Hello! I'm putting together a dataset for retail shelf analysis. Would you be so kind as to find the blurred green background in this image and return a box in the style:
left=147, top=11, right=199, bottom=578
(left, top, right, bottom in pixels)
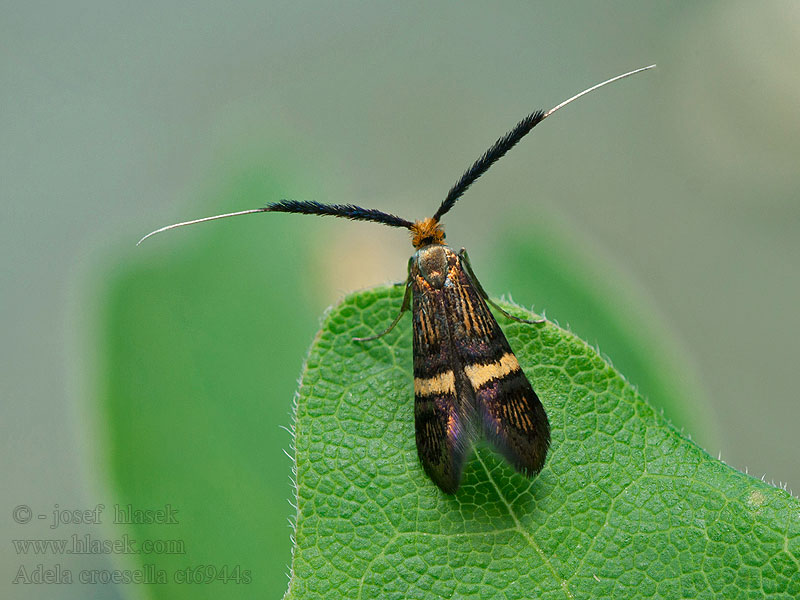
left=2, top=2, right=798, bottom=599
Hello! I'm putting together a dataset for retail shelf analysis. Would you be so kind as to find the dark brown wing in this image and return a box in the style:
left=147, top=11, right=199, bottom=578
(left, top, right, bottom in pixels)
left=441, top=249, right=550, bottom=477
left=411, top=264, right=475, bottom=494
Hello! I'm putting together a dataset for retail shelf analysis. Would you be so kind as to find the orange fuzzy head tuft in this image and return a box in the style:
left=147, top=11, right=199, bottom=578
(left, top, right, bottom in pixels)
left=410, top=218, right=445, bottom=249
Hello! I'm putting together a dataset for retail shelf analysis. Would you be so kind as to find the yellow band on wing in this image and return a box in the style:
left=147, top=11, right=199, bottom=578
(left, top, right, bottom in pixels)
left=414, top=370, right=456, bottom=397
left=463, top=352, right=521, bottom=389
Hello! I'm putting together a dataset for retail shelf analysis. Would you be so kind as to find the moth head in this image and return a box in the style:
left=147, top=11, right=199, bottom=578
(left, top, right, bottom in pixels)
left=410, top=217, right=445, bottom=249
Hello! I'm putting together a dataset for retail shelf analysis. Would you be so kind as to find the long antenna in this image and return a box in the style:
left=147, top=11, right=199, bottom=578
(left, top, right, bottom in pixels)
left=137, top=209, right=265, bottom=245
left=137, top=200, right=414, bottom=245
left=432, top=64, right=655, bottom=222
left=139, top=65, right=655, bottom=245
left=543, top=64, right=655, bottom=119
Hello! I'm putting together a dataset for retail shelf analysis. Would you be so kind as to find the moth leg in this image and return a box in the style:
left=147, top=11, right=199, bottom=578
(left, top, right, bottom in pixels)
left=353, top=277, right=413, bottom=342
left=458, top=248, right=545, bottom=325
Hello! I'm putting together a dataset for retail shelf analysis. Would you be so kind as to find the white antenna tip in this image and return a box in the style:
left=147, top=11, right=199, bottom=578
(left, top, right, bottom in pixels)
left=136, top=208, right=267, bottom=246
left=544, top=64, right=656, bottom=119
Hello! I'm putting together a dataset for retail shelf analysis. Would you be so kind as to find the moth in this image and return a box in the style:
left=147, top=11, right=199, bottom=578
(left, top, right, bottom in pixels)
left=140, top=65, right=654, bottom=493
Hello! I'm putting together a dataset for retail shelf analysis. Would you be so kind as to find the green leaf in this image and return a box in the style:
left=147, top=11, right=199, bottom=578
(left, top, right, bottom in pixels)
left=286, top=285, right=800, bottom=600
left=489, top=220, right=715, bottom=449
left=99, top=169, right=324, bottom=600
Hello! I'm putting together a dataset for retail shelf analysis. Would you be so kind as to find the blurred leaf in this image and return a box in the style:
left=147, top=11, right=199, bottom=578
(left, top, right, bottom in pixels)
left=285, top=285, right=799, bottom=599
left=99, top=170, right=323, bottom=599
left=487, top=220, right=715, bottom=448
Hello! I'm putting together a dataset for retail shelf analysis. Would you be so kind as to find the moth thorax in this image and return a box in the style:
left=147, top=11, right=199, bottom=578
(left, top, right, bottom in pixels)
left=415, top=244, right=449, bottom=287
left=410, top=217, right=445, bottom=249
